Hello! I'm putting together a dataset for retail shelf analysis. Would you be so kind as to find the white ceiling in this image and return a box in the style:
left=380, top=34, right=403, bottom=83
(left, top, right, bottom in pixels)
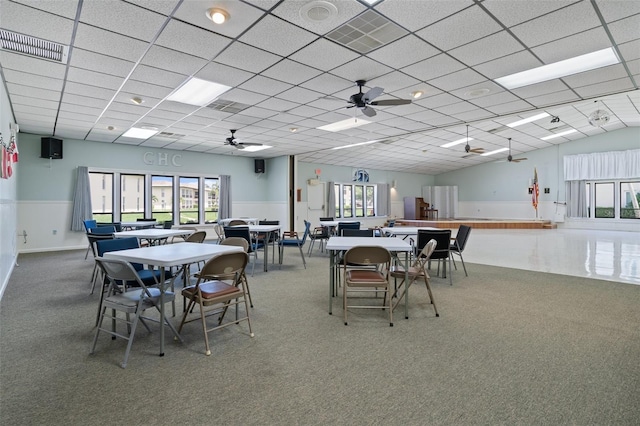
left=1, top=0, right=639, bottom=174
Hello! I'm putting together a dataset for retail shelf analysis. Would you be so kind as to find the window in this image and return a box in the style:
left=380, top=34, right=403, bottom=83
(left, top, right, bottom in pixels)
left=594, top=182, right=614, bottom=218
left=334, top=183, right=378, bottom=218
left=89, top=172, right=113, bottom=222
left=152, top=175, right=173, bottom=223
left=121, top=174, right=145, bottom=221
left=204, top=177, right=219, bottom=223
left=620, top=181, right=640, bottom=219
left=179, top=176, right=199, bottom=224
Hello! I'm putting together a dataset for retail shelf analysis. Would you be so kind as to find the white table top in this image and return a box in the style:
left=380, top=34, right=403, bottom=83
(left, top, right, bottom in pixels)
left=320, top=220, right=360, bottom=227
left=114, top=229, right=194, bottom=239
left=102, top=242, right=242, bottom=267
left=229, top=224, right=280, bottom=232
left=326, top=236, right=412, bottom=252
left=218, top=217, right=258, bottom=225
left=120, top=221, right=158, bottom=228
left=381, top=226, right=440, bottom=236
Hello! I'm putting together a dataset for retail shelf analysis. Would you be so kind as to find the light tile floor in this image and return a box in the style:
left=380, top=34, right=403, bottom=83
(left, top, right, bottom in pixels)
left=460, top=228, right=640, bottom=286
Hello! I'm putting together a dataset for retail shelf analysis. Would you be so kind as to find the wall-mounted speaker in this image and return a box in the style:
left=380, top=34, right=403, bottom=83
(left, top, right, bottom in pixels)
left=254, top=159, right=265, bottom=173
left=41, top=137, right=63, bottom=159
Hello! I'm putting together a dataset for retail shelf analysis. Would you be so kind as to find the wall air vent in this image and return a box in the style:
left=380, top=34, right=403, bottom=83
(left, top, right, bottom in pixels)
left=0, top=29, right=69, bottom=63
left=326, top=10, right=408, bottom=54
left=206, top=99, right=250, bottom=114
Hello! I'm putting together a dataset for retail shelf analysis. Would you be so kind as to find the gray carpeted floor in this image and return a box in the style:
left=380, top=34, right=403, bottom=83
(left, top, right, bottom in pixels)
left=1, top=248, right=639, bottom=425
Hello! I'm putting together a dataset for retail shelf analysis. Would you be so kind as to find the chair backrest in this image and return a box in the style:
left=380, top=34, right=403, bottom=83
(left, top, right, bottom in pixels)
left=319, top=217, right=334, bottom=221
left=198, top=251, right=249, bottom=282
left=213, top=224, right=225, bottom=241
left=453, top=225, right=472, bottom=252
left=344, top=246, right=391, bottom=267
left=137, top=217, right=156, bottom=222
left=417, top=229, right=451, bottom=260
left=337, top=221, right=360, bottom=235
left=83, top=220, right=97, bottom=231
left=220, top=237, right=249, bottom=253
left=163, top=220, right=173, bottom=229
left=89, top=225, right=116, bottom=235
left=259, top=220, right=279, bottom=225
left=96, top=237, right=140, bottom=257
left=342, top=228, right=374, bottom=237
left=228, top=219, right=248, bottom=226
left=388, top=219, right=395, bottom=227
left=223, top=226, right=254, bottom=252
left=417, top=239, right=437, bottom=261
left=97, top=222, right=122, bottom=232
left=300, top=220, right=311, bottom=244
left=87, top=233, right=115, bottom=258
left=185, top=231, right=206, bottom=243
left=95, top=257, right=152, bottom=295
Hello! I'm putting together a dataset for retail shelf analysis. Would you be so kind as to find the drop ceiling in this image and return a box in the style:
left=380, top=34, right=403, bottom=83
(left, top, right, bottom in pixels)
left=1, top=0, right=639, bottom=174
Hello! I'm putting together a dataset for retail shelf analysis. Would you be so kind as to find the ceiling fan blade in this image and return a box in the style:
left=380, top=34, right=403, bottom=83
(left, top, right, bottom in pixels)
left=235, top=144, right=245, bottom=150
left=469, top=148, right=484, bottom=153
left=513, top=157, right=528, bottom=162
left=361, top=106, right=377, bottom=117
left=363, top=86, right=384, bottom=102
left=370, top=99, right=412, bottom=106
left=238, top=142, right=263, bottom=147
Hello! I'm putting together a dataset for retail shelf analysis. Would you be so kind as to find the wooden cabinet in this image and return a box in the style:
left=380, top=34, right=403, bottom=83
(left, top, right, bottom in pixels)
left=404, top=197, right=437, bottom=220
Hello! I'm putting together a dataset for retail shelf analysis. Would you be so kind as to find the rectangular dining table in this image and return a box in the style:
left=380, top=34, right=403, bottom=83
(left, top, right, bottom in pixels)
left=230, top=224, right=280, bottom=272
left=114, top=228, right=194, bottom=245
left=381, top=226, right=439, bottom=239
left=119, top=221, right=158, bottom=230
left=102, top=242, right=244, bottom=356
left=325, top=236, right=413, bottom=319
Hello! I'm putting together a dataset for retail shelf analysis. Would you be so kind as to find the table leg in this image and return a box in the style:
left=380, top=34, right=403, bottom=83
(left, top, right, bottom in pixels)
left=329, top=249, right=335, bottom=315
left=403, top=251, right=409, bottom=319
left=263, top=231, right=270, bottom=272
left=159, top=268, right=165, bottom=356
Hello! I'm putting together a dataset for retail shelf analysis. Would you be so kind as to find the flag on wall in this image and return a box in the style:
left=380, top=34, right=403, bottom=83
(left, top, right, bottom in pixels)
left=532, top=167, right=539, bottom=210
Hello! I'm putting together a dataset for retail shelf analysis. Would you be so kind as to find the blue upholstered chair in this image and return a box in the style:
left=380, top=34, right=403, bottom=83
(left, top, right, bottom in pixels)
left=278, top=221, right=310, bottom=269
left=223, top=226, right=264, bottom=276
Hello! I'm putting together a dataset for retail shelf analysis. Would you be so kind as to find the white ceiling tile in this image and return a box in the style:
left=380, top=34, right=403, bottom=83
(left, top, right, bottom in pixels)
left=532, top=27, right=612, bottom=64
left=510, top=1, right=602, bottom=47
left=562, top=64, right=630, bottom=88
left=69, top=48, right=135, bottom=77
left=596, top=0, right=640, bottom=23
left=271, top=0, right=365, bottom=35
left=239, top=75, right=293, bottom=97
left=368, top=35, right=440, bottom=69
left=262, top=59, right=323, bottom=85
left=239, top=15, right=318, bottom=57
left=13, top=95, right=58, bottom=110
left=155, top=19, right=232, bottom=60
left=195, top=62, right=254, bottom=87
left=429, top=68, right=487, bottom=92
left=468, top=91, right=520, bottom=108
left=120, top=80, right=173, bottom=99
left=573, top=77, right=635, bottom=98
left=1, top=1, right=75, bottom=44
left=607, top=14, right=640, bottom=45
left=6, top=84, right=60, bottom=102
left=510, top=80, right=570, bottom=99
left=300, top=74, right=353, bottom=96
left=482, top=0, right=574, bottom=27
left=375, top=0, right=473, bottom=32
left=289, top=39, right=359, bottom=72
left=275, top=87, right=324, bottom=104
left=402, top=54, right=466, bottom=81
left=172, top=0, right=265, bottom=39
left=80, top=0, right=166, bottom=41
left=329, top=57, right=395, bottom=82
left=527, top=90, right=580, bottom=107
left=213, top=42, right=282, bottom=74
left=140, top=45, right=207, bottom=76
left=221, top=88, right=269, bottom=105
left=61, top=93, right=110, bottom=109
left=255, top=97, right=301, bottom=113
left=485, top=100, right=534, bottom=115
left=3, top=69, right=63, bottom=91
left=130, top=65, right=187, bottom=89
left=448, top=31, right=524, bottom=66
left=74, top=23, right=148, bottom=62
left=0, top=51, right=67, bottom=79
left=475, top=51, right=544, bottom=80
left=67, top=68, right=123, bottom=90
left=366, top=71, right=420, bottom=94
left=417, top=5, right=502, bottom=51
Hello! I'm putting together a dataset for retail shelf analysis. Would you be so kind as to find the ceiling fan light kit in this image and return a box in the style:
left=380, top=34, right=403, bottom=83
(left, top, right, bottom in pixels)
left=588, top=101, right=611, bottom=127
left=206, top=8, right=229, bottom=24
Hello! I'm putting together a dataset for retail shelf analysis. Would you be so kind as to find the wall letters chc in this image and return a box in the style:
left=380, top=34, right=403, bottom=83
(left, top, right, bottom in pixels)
left=143, top=151, right=182, bottom=167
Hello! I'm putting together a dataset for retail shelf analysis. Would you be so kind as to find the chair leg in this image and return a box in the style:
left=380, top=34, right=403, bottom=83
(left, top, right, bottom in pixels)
left=242, top=272, right=253, bottom=308
left=458, top=253, right=468, bottom=276
left=298, top=244, right=306, bottom=269
left=423, top=276, right=439, bottom=317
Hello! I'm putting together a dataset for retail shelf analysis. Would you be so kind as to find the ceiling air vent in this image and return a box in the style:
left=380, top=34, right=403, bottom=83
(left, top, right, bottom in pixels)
left=326, top=10, right=408, bottom=54
left=206, top=99, right=250, bottom=114
left=158, top=131, right=186, bottom=138
left=0, top=29, right=69, bottom=63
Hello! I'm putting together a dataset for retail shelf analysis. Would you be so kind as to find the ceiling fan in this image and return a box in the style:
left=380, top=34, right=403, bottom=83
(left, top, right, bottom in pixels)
left=346, top=80, right=412, bottom=117
left=462, top=125, right=484, bottom=158
left=224, top=129, right=262, bottom=150
left=506, top=138, right=527, bottom=163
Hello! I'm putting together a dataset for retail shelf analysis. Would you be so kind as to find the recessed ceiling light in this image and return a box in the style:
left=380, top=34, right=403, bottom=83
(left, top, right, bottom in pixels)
left=411, top=90, right=424, bottom=99
left=317, top=118, right=371, bottom=132
left=107, top=125, right=115, bottom=131
left=122, top=127, right=158, bottom=139
left=167, top=77, right=231, bottom=106
left=441, top=137, right=472, bottom=148
left=130, top=97, right=144, bottom=105
left=289, top=127, right=298, bottom=133
left=206, top=8, right=229, bottom=24
left=331, top=139, right=382, bottom=150
left=480, top=147, right=509, bottom=156
left=540, top=129, right=578, bottom=141
left=506, top=112, right=550, bottom=128
left=242, top=145, right=271, bottom=152
left=495, top=47, right=620, bottom=89
left=464, top=88, right=490, bottom=98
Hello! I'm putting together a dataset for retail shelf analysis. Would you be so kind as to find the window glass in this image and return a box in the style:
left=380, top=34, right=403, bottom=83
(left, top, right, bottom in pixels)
left=120, top=174, right=145, bottom=221
left=152, top=175, right=173, bottom=223
left=334, top=184, right=340, bottom=218
left=354, top=185, right=364, bottom=217
left=620, top=181, right=640, bottom=219
left=204, top=178, right=219, bottom=223
left=366, top=185, right=375, bottom=216
left=594, top=182, right=614, bottom=218
left=179, top=176, right=199, bottom=224
left=89, top=172, right=113, bottom=222
left=343, top=185, right=353, bottom=218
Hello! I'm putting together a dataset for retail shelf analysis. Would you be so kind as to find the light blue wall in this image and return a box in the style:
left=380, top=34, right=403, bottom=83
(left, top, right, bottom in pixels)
left=16, top=133, right=288, bottom=202
left=435, top=127, right=640, bottom=203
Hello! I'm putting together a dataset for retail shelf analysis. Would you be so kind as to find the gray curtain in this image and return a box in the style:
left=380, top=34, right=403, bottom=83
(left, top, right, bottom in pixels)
left=327, top=181, right=335, bottom=218
left=565, top=180, right=588, bottom=217
left=219, top=175, right=231, bottom=220
left=70, top=166, right=92, bottom=231
left=376, top=183, right=390, bottom=216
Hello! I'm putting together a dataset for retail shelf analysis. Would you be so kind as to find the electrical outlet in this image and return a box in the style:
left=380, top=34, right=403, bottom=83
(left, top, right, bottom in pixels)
left=52, top=230, right=57, bottom=235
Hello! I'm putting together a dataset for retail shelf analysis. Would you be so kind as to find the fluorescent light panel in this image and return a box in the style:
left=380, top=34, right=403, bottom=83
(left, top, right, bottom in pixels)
left=242, top=145, right=271, bottom=152
left=331, top=139, right=380, bottom=150
left=481, top=147, right=508, bottom=156
left=122, top=127, right=158, bottom=139
left=495, top=47, right=619, bottom=89
left=167, top=77, right=231, bottom=106
left=318, top=118, right=371, bottom=132
left=441, top=137, right=472, bottom=148
left=541, top=129, right=578, bottom=140
left=506, top=112, right=550, bottom=128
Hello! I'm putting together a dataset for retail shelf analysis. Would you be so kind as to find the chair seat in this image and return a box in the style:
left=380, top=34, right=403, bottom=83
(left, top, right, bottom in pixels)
left=390, top=265, right=425, bottom=278
left=182, top=280, right=241, bottom=300
left=346, top=269, right=386, bottom=284
left=279, top=240, right=302, bottom=246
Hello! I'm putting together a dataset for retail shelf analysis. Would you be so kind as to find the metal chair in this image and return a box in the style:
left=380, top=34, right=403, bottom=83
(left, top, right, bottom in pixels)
left=417, top=229, right=453, bottom=285
left=177, top=251, right=253, bottom=356
left=337, top=221, right=360, bottom=235
left=278, top=221, right=310, bottom=269
left=83, top=220, right=97, bottom=260
left=220, top=237, right=253, bottom=308
left=342, top=246, right=393, bottom=326
left=258, top=220, right=279, bottom=262
left=307, top=222, right=330, bottom=256
left=450, top=225, right=472, bottom=277
left=224, top=226, right=264, bottom=276
left=91, top=257, right=180, bottom=368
